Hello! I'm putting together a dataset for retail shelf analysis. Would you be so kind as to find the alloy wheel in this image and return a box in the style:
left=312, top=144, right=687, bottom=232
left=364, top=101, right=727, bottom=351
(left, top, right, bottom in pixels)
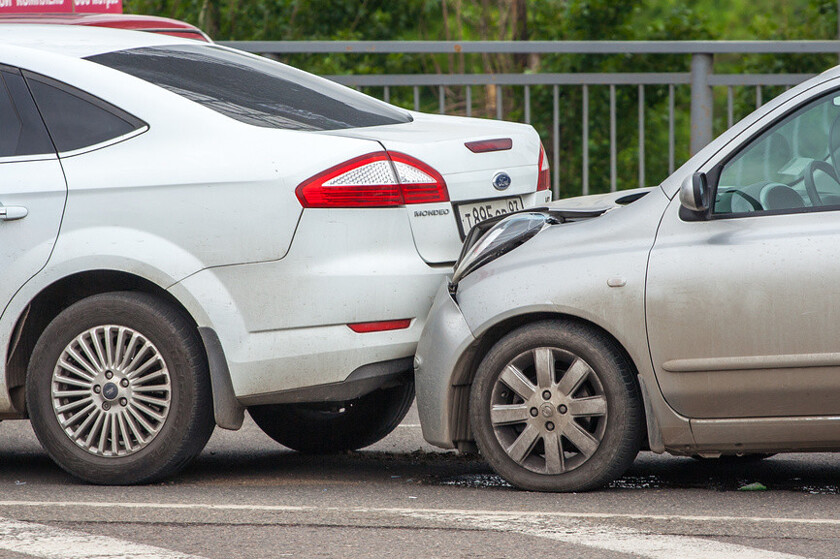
left=50, top=325, right=172, bottom=458
left=489, top=347, right=608, bottom=474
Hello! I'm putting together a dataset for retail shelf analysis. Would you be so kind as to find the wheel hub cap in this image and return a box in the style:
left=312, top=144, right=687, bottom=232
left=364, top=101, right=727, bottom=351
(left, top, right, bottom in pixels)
left=50, top=325, right=172, bottom=458
left=489, top=347, right=608, bottom=475
left=102, top=382, right=119, bottom=401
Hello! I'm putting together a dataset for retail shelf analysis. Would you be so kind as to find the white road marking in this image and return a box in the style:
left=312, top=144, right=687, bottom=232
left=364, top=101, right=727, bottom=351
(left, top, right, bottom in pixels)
left=396, top=423, right=421, bottom=428
left=0, top=501, right=825, bottom=559
left=0, top=516, right=207, bottom=559
left=0, top=500, right=838, bottom=527
left=406, top=510, right=809, bottom=559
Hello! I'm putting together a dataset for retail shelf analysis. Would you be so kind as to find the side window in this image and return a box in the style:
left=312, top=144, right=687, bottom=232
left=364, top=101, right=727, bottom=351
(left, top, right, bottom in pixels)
left=23, top=72, right=146, bottom=154
left=714, top=90, right=840, bottom=215
left=0, top=69, right=54, bottom=158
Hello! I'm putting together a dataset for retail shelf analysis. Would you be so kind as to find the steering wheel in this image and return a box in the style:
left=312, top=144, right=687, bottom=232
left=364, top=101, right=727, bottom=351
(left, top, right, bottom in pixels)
left=804, top=160, right=840, bottom=206
left=726, top=189, right=763, bottom=212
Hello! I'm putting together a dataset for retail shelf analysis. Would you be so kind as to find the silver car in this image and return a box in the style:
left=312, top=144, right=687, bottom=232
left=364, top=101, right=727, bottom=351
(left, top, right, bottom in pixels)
left=415, top=66, right=840, bottom=492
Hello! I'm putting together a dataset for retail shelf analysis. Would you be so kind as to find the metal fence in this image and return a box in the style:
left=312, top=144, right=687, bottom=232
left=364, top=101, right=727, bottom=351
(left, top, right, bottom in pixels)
left=220, top=40, right=840, bottom=198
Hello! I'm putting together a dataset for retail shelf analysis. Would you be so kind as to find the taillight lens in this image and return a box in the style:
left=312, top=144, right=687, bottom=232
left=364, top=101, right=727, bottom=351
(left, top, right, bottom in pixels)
left=389, top=151, right=449, bottom=204
left=296, top=151, right=448, bottom=208
left=537, top=143, right=551, bottom=192
left=464, top=138, right=513, bottom=153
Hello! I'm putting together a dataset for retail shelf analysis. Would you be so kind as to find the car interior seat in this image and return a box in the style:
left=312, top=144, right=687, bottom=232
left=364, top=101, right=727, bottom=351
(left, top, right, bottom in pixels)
left=759, top=183, right=805, bottom=210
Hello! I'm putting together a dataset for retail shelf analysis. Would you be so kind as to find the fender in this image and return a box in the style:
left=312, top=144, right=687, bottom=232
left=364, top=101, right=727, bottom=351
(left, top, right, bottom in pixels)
left=0, top=229, right=205, bottom=414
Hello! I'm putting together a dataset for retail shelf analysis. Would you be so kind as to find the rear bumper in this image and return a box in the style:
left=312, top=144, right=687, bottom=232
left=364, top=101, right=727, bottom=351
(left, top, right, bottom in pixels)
left=175, top=268, right=439, bottom=402
left=170, top=207, right=447, bottom=402
left=414, top=280, right=476, bottom=449
left=240, top=356, right=413, bottom=406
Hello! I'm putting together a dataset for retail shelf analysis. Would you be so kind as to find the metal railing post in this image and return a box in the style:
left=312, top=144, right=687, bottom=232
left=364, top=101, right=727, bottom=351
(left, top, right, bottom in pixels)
left=668, top=84, right=675, bottom=174
left=552, top=85, right=560, bottom=198
left=582, top=85, right=589, bottom=196
left=690, top=53, right=714, bottom=155
left=638, top=84, right=645, bottom=188
left=609, top=84, right=617, bottom=192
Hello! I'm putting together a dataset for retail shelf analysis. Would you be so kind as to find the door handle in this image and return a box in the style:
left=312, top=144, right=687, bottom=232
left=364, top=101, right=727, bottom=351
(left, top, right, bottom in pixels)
left=0, top=206, right=28, bottom=221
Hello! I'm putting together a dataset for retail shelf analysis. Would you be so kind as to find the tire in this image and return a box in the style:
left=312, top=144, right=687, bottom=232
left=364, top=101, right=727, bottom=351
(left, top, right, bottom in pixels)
left=26, top=292, right=214, bottom=485
left=249, top=382, right=415, bottom=454
left=470, top=320, right=644, bottom=492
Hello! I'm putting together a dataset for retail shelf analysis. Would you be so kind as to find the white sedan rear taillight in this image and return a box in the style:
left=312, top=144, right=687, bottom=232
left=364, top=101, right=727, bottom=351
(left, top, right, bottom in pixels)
left=296, top=151, right=449, bottom=208
left=537, top=142, right=551, bottom=192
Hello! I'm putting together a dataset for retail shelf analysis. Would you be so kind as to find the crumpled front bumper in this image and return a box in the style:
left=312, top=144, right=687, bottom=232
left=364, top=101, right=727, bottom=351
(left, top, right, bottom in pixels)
left=413, top=279, right=477, bottom=449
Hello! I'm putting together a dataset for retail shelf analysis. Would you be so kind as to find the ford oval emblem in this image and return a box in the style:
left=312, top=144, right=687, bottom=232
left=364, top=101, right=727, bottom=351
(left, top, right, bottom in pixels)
left=492, top=172, right=512, bottom=191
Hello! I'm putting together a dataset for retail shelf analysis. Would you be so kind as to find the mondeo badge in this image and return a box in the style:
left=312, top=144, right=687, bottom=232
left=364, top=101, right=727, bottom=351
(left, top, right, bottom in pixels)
left=492, top=172, right=512, bottom=191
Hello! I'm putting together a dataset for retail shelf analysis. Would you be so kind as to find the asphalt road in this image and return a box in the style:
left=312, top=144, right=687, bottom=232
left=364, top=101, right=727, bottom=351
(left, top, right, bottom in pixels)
left=1, top=403, right=839, bottom=559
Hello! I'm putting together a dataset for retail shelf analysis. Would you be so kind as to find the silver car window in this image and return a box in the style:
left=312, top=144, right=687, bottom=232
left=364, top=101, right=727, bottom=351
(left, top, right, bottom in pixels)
left=715, top=90, right=840, bottom=215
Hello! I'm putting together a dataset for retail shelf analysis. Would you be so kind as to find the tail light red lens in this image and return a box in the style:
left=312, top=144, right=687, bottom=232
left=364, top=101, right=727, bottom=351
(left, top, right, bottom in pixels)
left=296, top=151, right=448, bottom=208
left=389, top=151, right=449, bottom=204
left=537, top=143, right=551, bottom=192
left=464, top=138, right=513, bottom=153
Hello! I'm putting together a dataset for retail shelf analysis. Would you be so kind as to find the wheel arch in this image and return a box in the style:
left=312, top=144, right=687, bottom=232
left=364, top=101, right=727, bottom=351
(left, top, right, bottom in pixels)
left=446, top=310, right=654, bottom=452
left=5, top=269, right=243, bottom=429
left=5, top=270, right=192, bottom=412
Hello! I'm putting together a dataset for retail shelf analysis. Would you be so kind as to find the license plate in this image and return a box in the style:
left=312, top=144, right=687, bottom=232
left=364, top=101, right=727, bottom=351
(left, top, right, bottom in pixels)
left=457, top=196, right=523, bottom=235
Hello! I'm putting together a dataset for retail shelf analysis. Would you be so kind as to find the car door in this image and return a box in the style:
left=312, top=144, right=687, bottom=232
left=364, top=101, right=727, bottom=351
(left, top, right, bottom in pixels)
left=0, top=66, right=67, bottom=315
left=647, top=86, right=840, bottom=420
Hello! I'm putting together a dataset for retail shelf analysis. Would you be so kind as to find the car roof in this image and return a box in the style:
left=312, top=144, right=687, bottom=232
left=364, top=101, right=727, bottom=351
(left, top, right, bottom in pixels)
left=0, top=13, right=196, bottom=28
left=0, top=13, right=210, bottom=41
left=0, top=23, right=198, bottom=58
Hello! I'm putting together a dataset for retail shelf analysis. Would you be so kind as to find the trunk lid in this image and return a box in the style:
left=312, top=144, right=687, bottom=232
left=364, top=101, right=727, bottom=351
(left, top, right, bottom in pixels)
left=326, top=113, right=546, bottom=263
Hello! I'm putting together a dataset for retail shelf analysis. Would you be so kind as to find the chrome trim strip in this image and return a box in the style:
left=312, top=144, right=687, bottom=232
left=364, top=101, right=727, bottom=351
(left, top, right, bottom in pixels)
left=662, top=352, right=840, bottom=373
left=58, top=126, right=149, bottom=159
left=0, top=153, right=56, bottom=164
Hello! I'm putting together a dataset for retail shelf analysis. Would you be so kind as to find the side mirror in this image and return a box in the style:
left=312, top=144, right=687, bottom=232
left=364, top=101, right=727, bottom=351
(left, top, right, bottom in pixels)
left=680, top=171, right=710, bottom=213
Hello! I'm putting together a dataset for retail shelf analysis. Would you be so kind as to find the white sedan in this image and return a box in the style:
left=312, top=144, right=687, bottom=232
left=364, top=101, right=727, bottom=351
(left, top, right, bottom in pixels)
left=0, top=25, right=551, bottom=483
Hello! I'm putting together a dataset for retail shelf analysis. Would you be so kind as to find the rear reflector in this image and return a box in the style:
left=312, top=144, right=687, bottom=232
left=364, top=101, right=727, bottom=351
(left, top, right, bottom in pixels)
left=537, top=143, right=551, bottom=192
left=465, top=138, right=513, bottom=153
left=348, top=319, right=412, bottom=333
left=296, top=151, right=448, bottom=208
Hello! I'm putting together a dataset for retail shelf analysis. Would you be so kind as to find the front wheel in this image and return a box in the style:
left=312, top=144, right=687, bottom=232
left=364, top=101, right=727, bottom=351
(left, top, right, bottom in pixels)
left=26, top=292, right=215, bottom=485
left=470, top=321, right=644, bottom=492
left=249, top=382, right=414, bottom=454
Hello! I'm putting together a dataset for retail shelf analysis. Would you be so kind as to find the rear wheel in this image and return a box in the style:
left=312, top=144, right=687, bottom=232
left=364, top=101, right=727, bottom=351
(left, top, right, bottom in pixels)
left=249, top=382, right=414, bottom=454
left=470, top=320, right=644, bottom=492
left=26, top=292, right=214, bottom=485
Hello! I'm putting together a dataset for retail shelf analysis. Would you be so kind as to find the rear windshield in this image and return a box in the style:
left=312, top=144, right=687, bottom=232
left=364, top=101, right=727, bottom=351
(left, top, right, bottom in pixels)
left=86, top=45, right=412, bottom=131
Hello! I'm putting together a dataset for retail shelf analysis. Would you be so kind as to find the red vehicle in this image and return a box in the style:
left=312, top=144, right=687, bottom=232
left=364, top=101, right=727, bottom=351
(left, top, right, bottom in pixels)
left=0, top=13, right=210, bottom=41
